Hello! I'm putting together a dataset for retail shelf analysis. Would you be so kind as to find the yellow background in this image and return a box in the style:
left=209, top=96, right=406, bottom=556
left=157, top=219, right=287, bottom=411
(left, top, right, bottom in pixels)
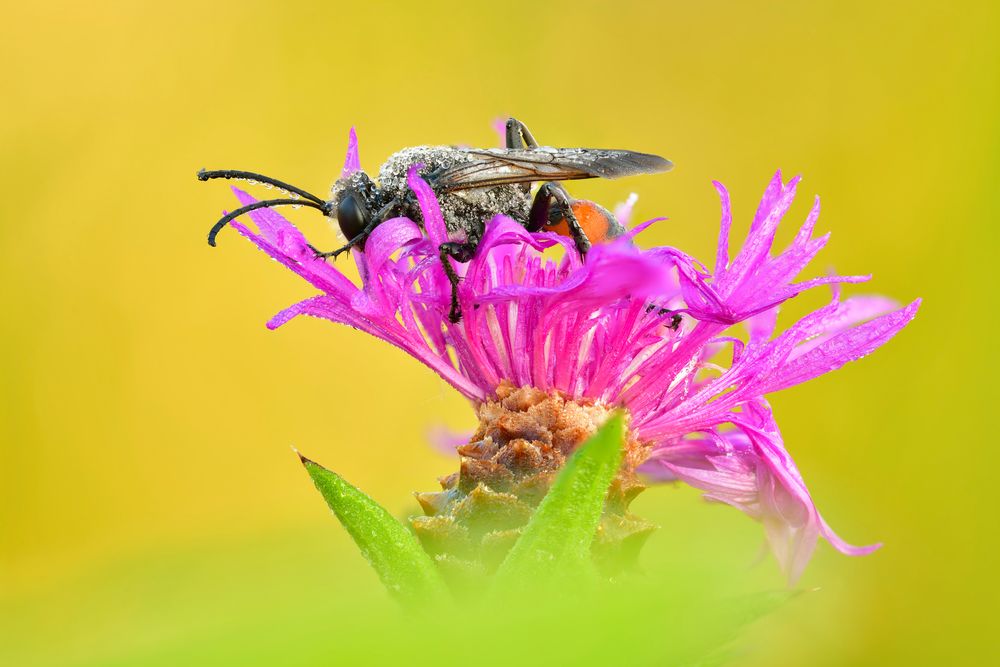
left=2, top=1, right=996, bottom=665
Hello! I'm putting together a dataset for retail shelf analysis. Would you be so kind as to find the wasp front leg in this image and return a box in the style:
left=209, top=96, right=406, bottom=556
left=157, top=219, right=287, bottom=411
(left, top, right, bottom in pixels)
left=439, top=241, right=476, bottom=323
left=311, top=219, right=380, bottom=260
left=312, top=198, right=402, bottom=260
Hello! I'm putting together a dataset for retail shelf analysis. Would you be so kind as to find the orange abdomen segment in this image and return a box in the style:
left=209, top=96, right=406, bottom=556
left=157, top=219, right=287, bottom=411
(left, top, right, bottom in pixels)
left=549, top=201, right=614, bottom=243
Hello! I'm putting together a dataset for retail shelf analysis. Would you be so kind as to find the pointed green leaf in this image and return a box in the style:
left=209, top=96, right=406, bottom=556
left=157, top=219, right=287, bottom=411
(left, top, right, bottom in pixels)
left=493, top=413, right=625, bottom=589
left=300, top=454, right=447, bottom=605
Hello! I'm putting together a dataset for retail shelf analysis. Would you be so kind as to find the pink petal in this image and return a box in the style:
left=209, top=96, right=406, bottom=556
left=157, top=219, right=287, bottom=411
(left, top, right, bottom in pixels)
left=614, top=193, right=639, bottom=228
left=341, top=127, right=361, bottom=178
left=763, top=299, right=920, bottom=393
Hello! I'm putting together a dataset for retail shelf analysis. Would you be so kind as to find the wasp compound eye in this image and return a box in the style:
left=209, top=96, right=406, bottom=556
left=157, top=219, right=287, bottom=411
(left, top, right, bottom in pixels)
left=337, top=193, right=370, bottom=241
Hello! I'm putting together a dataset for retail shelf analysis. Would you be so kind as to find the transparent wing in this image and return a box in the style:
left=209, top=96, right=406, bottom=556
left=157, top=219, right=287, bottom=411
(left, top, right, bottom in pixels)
left=430, top=147, right=672, bottom=192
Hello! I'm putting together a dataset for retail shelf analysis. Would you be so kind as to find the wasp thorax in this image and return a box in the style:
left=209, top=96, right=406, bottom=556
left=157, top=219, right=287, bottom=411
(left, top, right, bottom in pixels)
left=411, top=381, right=655, bottom=590
left=375, top=145, right=532, bottom=242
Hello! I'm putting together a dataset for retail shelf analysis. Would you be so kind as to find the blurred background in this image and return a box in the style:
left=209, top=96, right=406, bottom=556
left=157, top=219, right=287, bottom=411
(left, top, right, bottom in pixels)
left=1, top=1, right=996, bottom=665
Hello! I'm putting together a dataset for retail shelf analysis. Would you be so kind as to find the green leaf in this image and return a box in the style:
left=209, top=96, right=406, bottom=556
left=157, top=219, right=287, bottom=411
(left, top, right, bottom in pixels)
left=493, top=413, right=625, bottom=590
left=300, top=454, right=447, bottom=605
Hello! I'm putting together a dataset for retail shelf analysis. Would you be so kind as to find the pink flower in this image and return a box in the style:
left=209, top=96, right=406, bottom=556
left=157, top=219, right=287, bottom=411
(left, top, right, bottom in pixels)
left=223, top=133, right=918, bottom=584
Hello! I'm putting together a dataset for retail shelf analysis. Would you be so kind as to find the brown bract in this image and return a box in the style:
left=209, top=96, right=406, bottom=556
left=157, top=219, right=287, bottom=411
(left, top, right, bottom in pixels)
left=411, top=381, right=655, bottom=587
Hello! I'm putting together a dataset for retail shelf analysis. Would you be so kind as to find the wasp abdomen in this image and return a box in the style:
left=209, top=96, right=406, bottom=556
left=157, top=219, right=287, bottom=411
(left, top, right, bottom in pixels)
left=548, top=201, right=624, bottom=244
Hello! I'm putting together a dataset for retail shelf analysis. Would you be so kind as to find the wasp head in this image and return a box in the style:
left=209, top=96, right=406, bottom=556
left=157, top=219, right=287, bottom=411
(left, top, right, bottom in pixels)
left=330, top=170, right=380, bottom=241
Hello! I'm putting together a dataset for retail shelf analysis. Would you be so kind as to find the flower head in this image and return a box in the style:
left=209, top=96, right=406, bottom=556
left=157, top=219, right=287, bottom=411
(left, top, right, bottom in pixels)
left=225, top=131, right=918, bottom=583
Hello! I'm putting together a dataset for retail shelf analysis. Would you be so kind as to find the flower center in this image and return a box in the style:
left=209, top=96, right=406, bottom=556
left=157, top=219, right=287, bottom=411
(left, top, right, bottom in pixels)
left=460, top=381, right=650, bottom=502
left=411, top=381, right=655, bottom=586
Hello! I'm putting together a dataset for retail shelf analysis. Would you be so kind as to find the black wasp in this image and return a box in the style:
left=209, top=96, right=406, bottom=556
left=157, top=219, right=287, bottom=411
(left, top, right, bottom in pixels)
left=199, top=118, right=672, bottom=322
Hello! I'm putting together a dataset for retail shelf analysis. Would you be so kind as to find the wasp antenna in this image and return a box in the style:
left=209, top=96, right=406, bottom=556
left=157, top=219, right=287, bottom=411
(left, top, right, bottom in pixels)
left=197, top=169, right=327, bottom=206
left=207, top=198, right=330, bottom=247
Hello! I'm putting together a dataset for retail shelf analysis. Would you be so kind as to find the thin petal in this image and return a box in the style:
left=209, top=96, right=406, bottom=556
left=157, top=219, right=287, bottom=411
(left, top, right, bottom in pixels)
left=712, top=180, right=732, bottom=275
left=615, top=193, right=639, bottom=228
left=763, top=299, right=920, bottom=393
left=341, top=127, right=361, bottom=178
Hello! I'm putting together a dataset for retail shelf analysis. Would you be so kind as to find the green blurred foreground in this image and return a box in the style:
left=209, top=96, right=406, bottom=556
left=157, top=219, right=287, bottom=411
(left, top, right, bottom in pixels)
left=5, top=418, right=792, bottom=666
left=2, top=524, right=792, bottom=667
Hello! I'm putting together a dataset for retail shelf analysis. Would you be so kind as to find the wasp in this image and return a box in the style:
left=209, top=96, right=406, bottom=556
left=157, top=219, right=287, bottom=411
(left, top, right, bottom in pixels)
left=199, top=118, right=672, bottom=322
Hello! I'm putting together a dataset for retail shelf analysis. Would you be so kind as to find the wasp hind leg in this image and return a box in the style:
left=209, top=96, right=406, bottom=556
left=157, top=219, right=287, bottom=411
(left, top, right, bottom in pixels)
left=505, top=117, right=539, bottom=149
left=527, top=182, right=591, bottom=256
left=439, top=241, right=476, bottom=323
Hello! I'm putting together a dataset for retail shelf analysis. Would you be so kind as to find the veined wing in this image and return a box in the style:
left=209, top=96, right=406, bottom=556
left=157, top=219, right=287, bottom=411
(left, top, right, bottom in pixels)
left=430, top=147, right=672, bottom=192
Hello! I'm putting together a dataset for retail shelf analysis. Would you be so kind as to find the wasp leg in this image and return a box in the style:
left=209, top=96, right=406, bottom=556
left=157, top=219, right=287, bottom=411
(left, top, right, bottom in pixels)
left=505, top=118, right=538, bottom=199
left=312, top=199, right=401, bottom=260
left=439, top=241, right=476, bottom=323
left=527, top=182, right=591, bottom=256
left=312, top=218, right=379, bottom=260
left=505, top=118, right=540, bottom=149
left=644, top=304, right=683, bottom=331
